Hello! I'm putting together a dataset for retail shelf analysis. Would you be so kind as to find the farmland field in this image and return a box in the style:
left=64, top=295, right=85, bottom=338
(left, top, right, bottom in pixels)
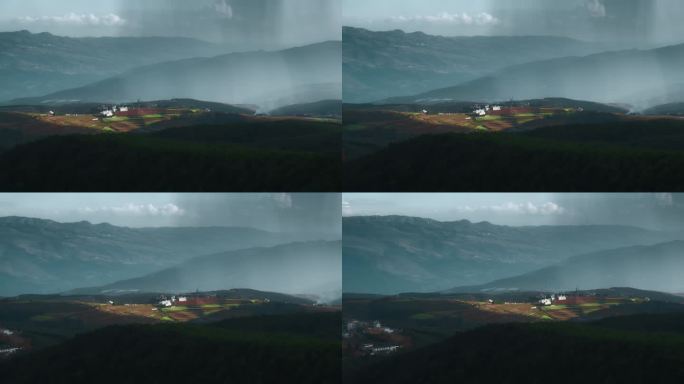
left=0, top=101, right=342, bottom=191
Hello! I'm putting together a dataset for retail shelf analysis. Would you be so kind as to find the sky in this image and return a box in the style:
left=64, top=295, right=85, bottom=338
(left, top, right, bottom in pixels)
left=0, top=193, right=341, bottom=236
left=343, top=0, right=684, bottom=47
left=342, top=193, right=684, bottom=231
left=0, top=0, right=341, bottom=48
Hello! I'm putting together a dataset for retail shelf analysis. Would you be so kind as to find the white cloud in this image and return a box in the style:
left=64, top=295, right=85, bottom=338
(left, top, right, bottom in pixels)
left=387, top=12, right=500, bottom=26
left=79, top=203, right=185, bottom=217
left=16, top=13, right=127, bottom=27
left=655, top=193, right=674, bottom=206
left=272, top=193, right=293, bottom=209
left=214, top=0, right=234, bottom=19
left=586, top=0, right=606, bottom=18
left=342, top=201, right=353, bottom=216
left=454, top=202, right=565, bottom=216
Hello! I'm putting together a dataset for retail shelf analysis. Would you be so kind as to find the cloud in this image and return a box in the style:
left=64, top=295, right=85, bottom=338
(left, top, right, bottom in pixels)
left=655, top=193, right=674, bottom=206
left=586, top=0, right=606, bottom=18
left=387, top=12, right=500, bottom=26
left=214, top=0, right=234, bottom=19
left=16, top=13, right=126, bottom=27
left=272, top=193, right=293, bottom=209
left=455, top=202, right=566, bottom=216
left=342, top=201, right=353, bottom=216
left=78, top=203, right=185, bottom=217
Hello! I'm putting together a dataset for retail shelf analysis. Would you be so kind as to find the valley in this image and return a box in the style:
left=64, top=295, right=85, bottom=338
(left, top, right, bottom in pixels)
left=343, top=288, right=684, bottom=359
left=0, top=99, right=342, bottom=192
left=0, top=289, right=333, bottom=352
left=343, top=101, right=684, bottom=191
left=343, top=24, right=684, bottom=192
left=341, top=203, right=684, bottom=382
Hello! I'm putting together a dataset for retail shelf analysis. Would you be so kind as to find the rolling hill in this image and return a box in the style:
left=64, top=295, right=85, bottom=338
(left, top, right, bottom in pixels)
left=343, top=27, right=606, bottom=102
left=644, top=102, right=684, bottom=115
left=455, top=240, right=684, bottom=293
left=343, top=123, right=684, bottom=191
left=0, top=30, right=223, bottom=102
left=270, top=99, right=342, bottom=117
left=394, top=41, right=684, bottom=110
left=13, top=41, right=342, bottom=111
left=0, top=216, right=294, bottom=296
left=0, top=312, right=341, bottom=384
left=83, top=241, right=342, bottom=301
left=342, top=216, right=678, bottom=294
left=0, top=117, right=342, bottom=191
left=348, top=313, right=684, bottom=384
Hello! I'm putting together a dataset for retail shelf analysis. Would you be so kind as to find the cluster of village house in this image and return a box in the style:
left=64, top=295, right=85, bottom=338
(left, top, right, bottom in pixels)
left=538, top=294, right=567, bottom=306
left=472, top=105, right=502, bottom=116
left=344, top=320, right=402, bottom=356
left=481, top=293, right=568, bottom=307
left=158, top=295, right=188, bottom=307
left=0, top=328, right=21, bottom=357
left=422, top=104, right=503, bottom=117
left=99, top=105, right=129, bottom=117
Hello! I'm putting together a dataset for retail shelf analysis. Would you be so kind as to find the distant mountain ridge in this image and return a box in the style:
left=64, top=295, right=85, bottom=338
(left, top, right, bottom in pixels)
left=343, top=27, right=606, bottom=102
left=343, top=215, right=680, bottom=294
left=0, top=30, right=223, bottom=101
left=0, top=216, right=296, bottom=296
left=393, top=41, right=684, bottom=110
left=453, top=240, right=684, bottom=293
left=78, top=241, right=342, bottom=300
left=12, top=41, right=342, bottom=111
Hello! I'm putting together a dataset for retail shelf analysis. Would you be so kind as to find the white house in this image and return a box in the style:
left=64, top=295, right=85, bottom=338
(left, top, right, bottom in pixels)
left=101, top=110, right=114, bottom=117
left=539, top=298, right=552, bottom=306
left=178, top=296, right=187, bottom=302
left=474, top=109, right=486, bottom=116
left=159, top=300, right=173, bottom=307
left=557, top=295, right=567, bottom=301
left=493, top=105, right=502, bottom=111
left=119, top=106, right=129, bottom=112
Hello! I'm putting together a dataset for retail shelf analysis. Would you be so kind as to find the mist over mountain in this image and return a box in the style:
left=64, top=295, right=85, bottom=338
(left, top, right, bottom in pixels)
left=457, top=240, right=684, bottom=293
left=343, top=216, right=680, bottom=294
left=0, top=216, right=302, bottom=297
left=80, top=241, right=342, bottom=302
left=395, top=42, right=684, bottom=111
left=11, top=41, right=342, bottom=112
left=0, top=30, right=224, bottom=101
left=343, top=27, right=606, bottom=103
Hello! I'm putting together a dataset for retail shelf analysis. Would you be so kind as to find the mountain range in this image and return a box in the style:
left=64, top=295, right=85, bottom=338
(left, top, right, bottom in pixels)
left=454, top=240, right=684, bottom=293
left=0, top=217, right=310, bottom=296
left=0, top=30, right=224, bottom=102
left=11, top=41, right=342, bottom=111
left=75, top=241, right=342, bottom=302
left=343, top=216, right=680, bottom=294
left=390, top=41, right=684, bottom=111
left=343, top=27, right=606, bottom=103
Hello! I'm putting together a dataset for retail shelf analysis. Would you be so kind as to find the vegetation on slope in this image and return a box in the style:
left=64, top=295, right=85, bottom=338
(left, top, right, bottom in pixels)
left=348, top=313, right=684, bottom=384
left=345, top=120, right=684, bottom=191
left=0, top=312, right=341, bottom=384
left=0, top=119, right=341, bottom=191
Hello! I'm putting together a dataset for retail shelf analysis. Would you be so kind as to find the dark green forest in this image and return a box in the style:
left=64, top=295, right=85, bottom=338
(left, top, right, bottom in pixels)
left=347, top=313, right=684, bottom=384
left=0, top=312, right=341, bottom=384
left=345, top=120, right=684, bottom=191
left=0, top=119, right=341, bottom=192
